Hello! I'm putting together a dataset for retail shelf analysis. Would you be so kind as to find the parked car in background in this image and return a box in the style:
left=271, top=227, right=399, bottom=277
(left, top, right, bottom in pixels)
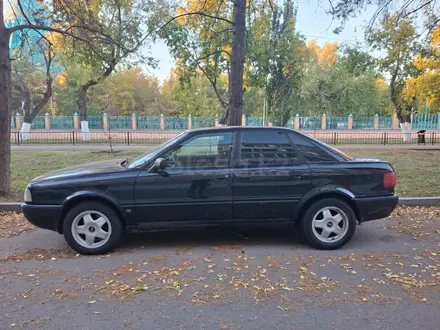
left=22, top=127, right=398, bottom=254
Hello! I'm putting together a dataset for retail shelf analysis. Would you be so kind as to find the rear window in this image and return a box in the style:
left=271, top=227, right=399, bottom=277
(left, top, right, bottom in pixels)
left=287, top=131, right=354, bottom=162
left=240, top=130, right=299, bottom=167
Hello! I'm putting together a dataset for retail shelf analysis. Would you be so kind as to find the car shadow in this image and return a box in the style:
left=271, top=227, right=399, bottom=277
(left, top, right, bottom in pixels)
left=118, top=225, right=306, bottom=250
left=115, top=223, right=387, bottom=252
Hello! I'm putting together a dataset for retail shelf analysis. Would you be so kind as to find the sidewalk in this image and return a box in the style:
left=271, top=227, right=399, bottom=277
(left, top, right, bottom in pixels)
left=11, top=144, right=440, bottom=151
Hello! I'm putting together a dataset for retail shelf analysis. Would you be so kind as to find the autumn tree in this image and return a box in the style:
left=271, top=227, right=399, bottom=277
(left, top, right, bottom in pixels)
left=247, top=0, right=308, bottom=126
left=330, top=0, right=440, bottom=35
left=300, top=41, right=382, bottom=117
left=53, top=0, right=157, bottom=139
left=11, top=38, right=56, bottom=139
left=0, top=0, right=138, bottom=195
left=162, top=67, right=226, bottom=117
left=404, top=27, right=440, bottom=111
left=367, top=15, right=420, bottom=137
left=161, top=0, right=251, bottom=125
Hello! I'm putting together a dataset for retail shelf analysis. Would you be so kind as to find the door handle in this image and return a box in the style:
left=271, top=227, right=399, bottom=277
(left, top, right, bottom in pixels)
left=290, top=175, right=302, bottom=180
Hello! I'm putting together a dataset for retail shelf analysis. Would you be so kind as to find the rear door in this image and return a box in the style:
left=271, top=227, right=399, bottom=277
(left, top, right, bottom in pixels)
left=232, top=129, right=312, bottom=220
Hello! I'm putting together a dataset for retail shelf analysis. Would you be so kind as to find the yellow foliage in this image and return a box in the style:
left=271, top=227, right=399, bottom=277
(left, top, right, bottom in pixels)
left=56, top=72, right=67, bottom=85
left=404, top=27, right=440, bottom=110
left=176, top=7, right=187, bottom=24
left=431, top=27, right=440, bottom=51
left=222, top=45, right=232, bottom=57
left=375, top=78, right=387, bottom=90
left=307, top=40, right=337, bottom=66
left=45, top=31, right=65, bottom=50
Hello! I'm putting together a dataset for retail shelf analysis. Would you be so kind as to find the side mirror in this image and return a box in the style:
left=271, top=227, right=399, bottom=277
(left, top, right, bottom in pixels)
left=153, top=158, right=166, bottom=172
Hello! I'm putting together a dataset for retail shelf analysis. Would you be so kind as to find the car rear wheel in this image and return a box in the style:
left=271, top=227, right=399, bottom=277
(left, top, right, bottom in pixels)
left=301, top=198, right=356, bottom=250
left=63, top=202, right=123, bottom=255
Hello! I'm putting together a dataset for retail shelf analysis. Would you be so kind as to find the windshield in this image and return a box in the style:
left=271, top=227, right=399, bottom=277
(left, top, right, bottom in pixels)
left=128, top=132, right=187, bottom=168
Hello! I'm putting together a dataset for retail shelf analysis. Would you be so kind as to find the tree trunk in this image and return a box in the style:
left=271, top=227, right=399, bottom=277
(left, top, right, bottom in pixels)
left=0, top=30, right=12, bottom=196
left=228, top=0, right=246, bottom=126
left=77, top=84, right=92, bottom=141
left=76, top=61, right=115, bottom=140
left=20, top=88, right=32, bottom=140
left=396, top=105, right=412, bottom=143
left=390, top=68, right=412, bottom=142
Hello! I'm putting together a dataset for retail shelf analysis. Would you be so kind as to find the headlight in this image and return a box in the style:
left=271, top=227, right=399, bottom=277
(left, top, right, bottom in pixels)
left=24, top=186, right=32, bottom=203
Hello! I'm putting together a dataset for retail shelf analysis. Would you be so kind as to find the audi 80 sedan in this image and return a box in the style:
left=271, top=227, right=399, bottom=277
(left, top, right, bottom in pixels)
left=22, top=127, right=398, bottom=254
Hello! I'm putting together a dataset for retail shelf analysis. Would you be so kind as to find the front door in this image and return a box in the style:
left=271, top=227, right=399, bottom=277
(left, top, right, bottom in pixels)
left=134, top=132, right=235, bottom=222
left=232, top=130, right=312, bottom=220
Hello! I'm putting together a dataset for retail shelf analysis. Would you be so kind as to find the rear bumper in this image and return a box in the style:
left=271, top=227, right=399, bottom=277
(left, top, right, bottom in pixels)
left=354, top=195, right=399, bottom=222
left=21, top=203, right=62, bottom=233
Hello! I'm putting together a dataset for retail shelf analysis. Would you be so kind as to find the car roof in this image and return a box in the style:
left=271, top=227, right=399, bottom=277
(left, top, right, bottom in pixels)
left=186, top=126, right=295, bottom=134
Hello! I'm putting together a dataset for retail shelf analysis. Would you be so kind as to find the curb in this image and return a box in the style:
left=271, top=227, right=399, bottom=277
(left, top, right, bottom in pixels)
left=398, top=197, right=440, bottom=206
left=0, top=203, right=22, bottom=213
left=1, top=198, right=439, bottom=213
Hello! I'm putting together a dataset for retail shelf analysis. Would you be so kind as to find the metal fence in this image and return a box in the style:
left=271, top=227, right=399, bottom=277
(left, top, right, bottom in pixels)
left=327, top=117, right=348, bottom=129
left=352, top=117, right=374, bottom=129
left=11, top=113, right=440, bottom=131
left=51, top=116, right=74, bottom=129
left=10, top=131, right=439, bottom=146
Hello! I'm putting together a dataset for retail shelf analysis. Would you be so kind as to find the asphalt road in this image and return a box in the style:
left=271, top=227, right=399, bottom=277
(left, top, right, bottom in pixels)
left=1, top=208, right=439, bottom=330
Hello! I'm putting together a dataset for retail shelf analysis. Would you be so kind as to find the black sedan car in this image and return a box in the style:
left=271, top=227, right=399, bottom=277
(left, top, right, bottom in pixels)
left=22, top=127, right=398, bottom=254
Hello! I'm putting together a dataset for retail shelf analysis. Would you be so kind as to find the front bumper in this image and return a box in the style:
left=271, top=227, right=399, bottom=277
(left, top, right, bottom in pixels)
left=354, top=195, right=399, bottom=222
left=21, top=203, right=62, bottom=233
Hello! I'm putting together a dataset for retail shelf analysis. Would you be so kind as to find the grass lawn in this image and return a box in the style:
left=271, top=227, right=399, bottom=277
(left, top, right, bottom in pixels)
left=4, top=150, right=143, bottom=202
left=3, top=149, right=439, bottom=202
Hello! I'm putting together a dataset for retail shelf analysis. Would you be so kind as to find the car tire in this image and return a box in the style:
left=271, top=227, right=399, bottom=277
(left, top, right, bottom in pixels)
left=63, top=202, right=124, bottom=255
left=301, top=198, right=356, bottom=250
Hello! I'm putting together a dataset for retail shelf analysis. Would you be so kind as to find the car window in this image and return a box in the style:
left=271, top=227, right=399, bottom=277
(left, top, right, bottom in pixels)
left=161, top=132, right=233, bottom=169
left=240, top=130, right=299, bottom=167
left=287, top=132, right=337, bottom=162
left=128, top=132, right=187, bottom=168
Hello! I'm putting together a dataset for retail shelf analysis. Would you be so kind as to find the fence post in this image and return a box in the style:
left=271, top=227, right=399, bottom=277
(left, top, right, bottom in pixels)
left=127, top=131, right=130, bottom=145
left=295, top=113, right=300, bottom=130
left=321, top=114, right=327, bottom=130
left=73, top=112, right=79, bottom=129
left=15, top=112, right=22, bottom=131
left=72, top=131, right=75, bottom=145
left=215, top=114, right=219, bottom=127
left=16, top=131, right=20, bottom=145
left=132, top=113, right=137, bottom=130
left=103, top=113, right=108, bottom=131
left=45, top=112, right=51, bottom=130
left=383, top=132, right=387, bottom=145
left=242, top=114, right=246, bottom=127
left=188, top=114, right=192, bottom=130
left=432, top=132, right=435, bottom=145
left=373, top=114, right=379, bottom=129
left=333, top=132, right=337, bottom=145
left=347, top=114, right=353, bottom=129
left=160, top=114, right=165, bottom=130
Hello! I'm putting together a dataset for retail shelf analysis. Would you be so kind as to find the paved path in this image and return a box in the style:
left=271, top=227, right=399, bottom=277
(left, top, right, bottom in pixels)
left=11, top=144, right=440, bottom=151
left=1, top=207, right=439, bottom=329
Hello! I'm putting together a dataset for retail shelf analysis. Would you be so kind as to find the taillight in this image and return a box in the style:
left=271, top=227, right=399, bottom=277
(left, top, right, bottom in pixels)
left=383, top=172, right=396, bottom=189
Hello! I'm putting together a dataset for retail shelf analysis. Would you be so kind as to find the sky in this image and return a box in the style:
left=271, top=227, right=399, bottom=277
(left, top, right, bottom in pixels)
left=144, top=0, right=378, bottom=81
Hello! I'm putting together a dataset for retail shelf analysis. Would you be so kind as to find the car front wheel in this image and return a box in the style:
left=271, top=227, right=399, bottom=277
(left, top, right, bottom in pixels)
left=302, top=198, right=356, bottom=250
left=63, top=202, right=124, bottom=255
